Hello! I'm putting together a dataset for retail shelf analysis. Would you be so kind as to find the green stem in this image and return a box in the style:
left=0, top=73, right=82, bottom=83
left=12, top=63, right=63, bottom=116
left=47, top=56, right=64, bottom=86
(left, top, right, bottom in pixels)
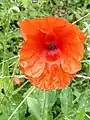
left=42, top=91, right=48, bottom=120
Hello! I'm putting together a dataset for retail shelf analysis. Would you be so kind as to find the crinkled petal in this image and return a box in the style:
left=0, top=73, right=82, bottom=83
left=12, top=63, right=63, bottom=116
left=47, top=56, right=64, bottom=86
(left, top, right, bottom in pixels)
left=72, top=25, right=87, bottom=43
left=18, top=17, right=68, bottom=40
left=20, top=42, right=45, bottom=77
left=18, top=18, right=40, bottom=40
left=60, top=53, right=81, bottom=74
left=22, top=58, right=45, bottom=78
left=70, top=73, right=76, bottom=78
left=54, top=22, right=86, bottom=45
left=62, top=41, right=84, bottom=61
left=38, top=16, right=66, bottom=33
left=26, top=64, right=72, bottom=90
left=20, top=40, right=37, bottom=61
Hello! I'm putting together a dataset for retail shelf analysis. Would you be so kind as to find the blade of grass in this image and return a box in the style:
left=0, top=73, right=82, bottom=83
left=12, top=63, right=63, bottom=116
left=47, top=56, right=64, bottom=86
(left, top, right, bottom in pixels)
left=0, top=55, right=19, bottom=65
left=72, top=13, right=90, bottom=24
left=0, top=75, right=25, bottom=79
left=12, top=80, right=29, bottom=96
left=83, top=24, right=90, bottom=32
left=76, top=74, right=90, bottom=79
left=8, top=86, right=35, bottom=120
left=81, top=60, right=90, bottom=63
left=86, top=114, right=90, bottom=119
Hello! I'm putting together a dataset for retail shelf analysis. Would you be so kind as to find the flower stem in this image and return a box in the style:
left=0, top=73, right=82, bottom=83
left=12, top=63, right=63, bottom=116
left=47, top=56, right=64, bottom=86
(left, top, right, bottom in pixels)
left=42, top=90, right=48, bottom=120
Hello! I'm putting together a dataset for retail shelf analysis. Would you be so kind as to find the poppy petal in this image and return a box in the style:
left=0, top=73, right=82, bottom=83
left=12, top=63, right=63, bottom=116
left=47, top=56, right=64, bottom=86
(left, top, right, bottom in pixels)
left=38, top=16, right=66, bottom=33
left=27, top=64, right=71, bottom=90
left=72, top=25, right=87, bottom=43
left=18, top=19, right=39, bottom=40
left=20, top=41, right=36, bottom=61
left=20, top=50, right=45, bottom=78
left=20, top=41, right=45, bottom=78
left=62, top=41, right=84, bottom=61
left=60, top=53, right=81, bottom=74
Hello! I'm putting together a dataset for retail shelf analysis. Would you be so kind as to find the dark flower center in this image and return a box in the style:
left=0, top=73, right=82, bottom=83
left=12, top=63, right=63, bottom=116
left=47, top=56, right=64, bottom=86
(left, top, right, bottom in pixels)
left=48, top=44, right=56, bottom=50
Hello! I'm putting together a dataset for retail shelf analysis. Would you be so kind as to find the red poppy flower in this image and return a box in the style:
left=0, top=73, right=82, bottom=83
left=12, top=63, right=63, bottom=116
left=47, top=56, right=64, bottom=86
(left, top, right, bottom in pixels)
left=18, top=16, right=86, bottom=90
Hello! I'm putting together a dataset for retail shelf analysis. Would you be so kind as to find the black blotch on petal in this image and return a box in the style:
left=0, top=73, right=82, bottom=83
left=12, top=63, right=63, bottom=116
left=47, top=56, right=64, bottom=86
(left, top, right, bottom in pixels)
left=48, top=44, right=56, bottom=50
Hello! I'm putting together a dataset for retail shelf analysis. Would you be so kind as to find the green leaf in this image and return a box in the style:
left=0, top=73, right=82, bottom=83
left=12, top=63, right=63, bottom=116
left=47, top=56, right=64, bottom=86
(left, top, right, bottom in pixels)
left=46, top=90, right=57, bottom=109
left=0, top=93, right=27, bottom=120
left=0, top=74, right=14, bottom=96
left=78, top=91, right=90, bottom=112
left=0, top=114, right=8, bottom=120
left=19, top=0, right=29, bottom=8
left=0, top=78, right=13, bottom=100
left=60, top=87, right=73, bottom=116
left=9, top=94, right=27, bottom=120
left=28, top=115, right=38, bottom=120
left=45, top=111, right=53, bottom=120
left=27, top=97, right=40, bottom=120
left=31, top=89, right=56, bottom=110
left=75, top=108, right=85, bottom=120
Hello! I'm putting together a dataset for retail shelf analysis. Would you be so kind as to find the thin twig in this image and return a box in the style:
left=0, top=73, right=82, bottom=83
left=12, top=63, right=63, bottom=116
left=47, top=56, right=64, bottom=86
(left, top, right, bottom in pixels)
left=83, top=24, right=90, bottom=32
left=86, top=114, right=90, bottom=119
left=12, top=80, right=29, bottom=96
left=72, top=13, right=90, bottom=24
left=81, top=60, right=90, bottom=63
left=8, top=86, right=35, bottom=120
left=0, top=75, right=25, bottom=79
left=0, top=74, right=90, bottom=80
left=76, top=74, right=90, bottom=79
left=9, top=61, right=16, bottom=67
left=0, top=55, right=19, bottom=65
left=87, top=36, right=90, bottom=38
